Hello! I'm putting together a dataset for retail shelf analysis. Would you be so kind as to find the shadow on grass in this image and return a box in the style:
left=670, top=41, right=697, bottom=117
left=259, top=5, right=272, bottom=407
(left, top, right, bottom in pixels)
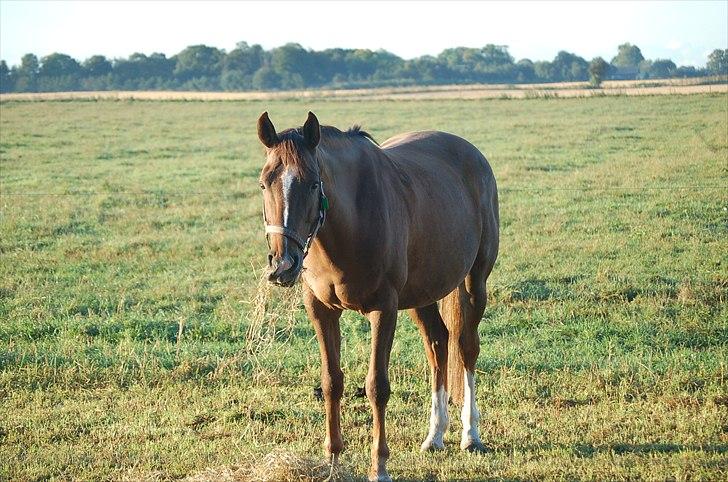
left=496, top=442, right=728, bottom=458
left=509, top=276, right=580, bottom=302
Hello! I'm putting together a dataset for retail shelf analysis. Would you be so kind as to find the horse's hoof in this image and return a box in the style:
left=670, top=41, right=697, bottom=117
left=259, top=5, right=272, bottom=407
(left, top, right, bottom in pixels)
left=461, top=440, right=491, bottom=453
left=420, top=439, right=446, bottom=452
left=368, top=474, right=392, bottom=482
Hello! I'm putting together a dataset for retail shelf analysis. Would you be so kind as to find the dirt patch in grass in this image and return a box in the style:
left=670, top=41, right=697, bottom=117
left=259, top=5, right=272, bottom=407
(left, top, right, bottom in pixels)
left=2, top=77, right=725, bottom=102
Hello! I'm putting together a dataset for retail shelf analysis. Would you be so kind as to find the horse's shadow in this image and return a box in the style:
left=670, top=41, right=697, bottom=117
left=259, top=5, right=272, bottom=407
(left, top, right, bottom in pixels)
left=389, top=443, right=728, bottom=481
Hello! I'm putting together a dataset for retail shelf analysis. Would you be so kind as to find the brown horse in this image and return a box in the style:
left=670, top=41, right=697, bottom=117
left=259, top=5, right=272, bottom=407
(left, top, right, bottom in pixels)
left=257, top=111, right=499, bottom=481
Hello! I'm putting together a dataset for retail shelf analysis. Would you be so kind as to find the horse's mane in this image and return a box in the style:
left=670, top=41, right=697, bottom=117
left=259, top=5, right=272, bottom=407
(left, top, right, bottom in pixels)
left=342, top=125, right=378, bottom=145
left=276, top=124, right=378, bottom=174
left=278, top=125, right=378, bottom=146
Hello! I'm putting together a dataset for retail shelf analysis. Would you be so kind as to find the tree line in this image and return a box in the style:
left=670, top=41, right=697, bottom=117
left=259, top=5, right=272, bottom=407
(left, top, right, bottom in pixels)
left=1, top=42, right=726, bottom=93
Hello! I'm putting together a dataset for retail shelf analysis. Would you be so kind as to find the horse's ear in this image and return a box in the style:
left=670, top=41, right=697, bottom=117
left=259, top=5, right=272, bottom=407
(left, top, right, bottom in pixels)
left=257, top=112, right=279, bottom=148
left=302, top=111, right=320, bottom=149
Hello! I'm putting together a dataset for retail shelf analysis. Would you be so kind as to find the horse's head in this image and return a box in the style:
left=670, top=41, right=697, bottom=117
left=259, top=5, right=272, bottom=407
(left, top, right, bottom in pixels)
left=257, top=111, right=326, bottom=287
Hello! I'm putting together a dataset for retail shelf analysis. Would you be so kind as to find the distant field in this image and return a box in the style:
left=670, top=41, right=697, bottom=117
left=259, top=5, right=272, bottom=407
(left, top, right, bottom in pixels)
left=0, top=94, right=726, bottom=480
left=1, top=76, right=726, bottom=102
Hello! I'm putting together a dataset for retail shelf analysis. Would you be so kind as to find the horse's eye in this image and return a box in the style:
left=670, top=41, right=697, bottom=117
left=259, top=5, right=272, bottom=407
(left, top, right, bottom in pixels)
left=311, top=183, right=319, bottom=192
left=259, top=182, right=265, bottom=190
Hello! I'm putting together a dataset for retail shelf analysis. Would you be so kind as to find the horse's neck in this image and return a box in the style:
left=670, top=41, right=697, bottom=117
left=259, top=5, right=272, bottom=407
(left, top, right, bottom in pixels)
left=313, top=142, right=401, bottom=254
left=318, top=140, right=398, bottom=209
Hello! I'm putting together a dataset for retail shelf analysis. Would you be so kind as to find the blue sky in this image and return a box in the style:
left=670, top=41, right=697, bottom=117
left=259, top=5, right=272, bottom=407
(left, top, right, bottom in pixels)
left=1, top=0, right=726, bottom=67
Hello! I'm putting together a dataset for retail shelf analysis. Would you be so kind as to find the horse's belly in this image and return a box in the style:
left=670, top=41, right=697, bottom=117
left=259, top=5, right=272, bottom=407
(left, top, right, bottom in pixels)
left=395, top=212, right=481, bottom=309
left=397, top=272, right=466, bottom=309
left=397, top=251, right=475, bottom=309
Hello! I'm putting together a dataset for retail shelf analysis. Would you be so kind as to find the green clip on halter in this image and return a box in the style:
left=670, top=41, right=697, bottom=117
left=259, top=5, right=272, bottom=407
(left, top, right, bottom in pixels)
left=264, top=181, right=329, bottom=259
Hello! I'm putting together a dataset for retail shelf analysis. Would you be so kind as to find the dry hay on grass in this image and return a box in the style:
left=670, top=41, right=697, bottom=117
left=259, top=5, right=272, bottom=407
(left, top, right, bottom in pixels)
left=184, top=450, right=353, bottom=482
left=2, top=76, right=725, bottom=102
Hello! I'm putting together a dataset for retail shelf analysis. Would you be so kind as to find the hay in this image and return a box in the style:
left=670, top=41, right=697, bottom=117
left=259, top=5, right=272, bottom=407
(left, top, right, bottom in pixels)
left=184, top=450, right=353, bottom=482
left=2, top=77, right=725, bottom=102
left=245, top=266, right=303, bottom=356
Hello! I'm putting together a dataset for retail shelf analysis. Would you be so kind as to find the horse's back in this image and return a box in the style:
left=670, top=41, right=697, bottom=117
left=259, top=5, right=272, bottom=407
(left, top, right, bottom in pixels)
left=382, top=130, right=497, bottom=220
left=381, top=130, right=495, bottom=189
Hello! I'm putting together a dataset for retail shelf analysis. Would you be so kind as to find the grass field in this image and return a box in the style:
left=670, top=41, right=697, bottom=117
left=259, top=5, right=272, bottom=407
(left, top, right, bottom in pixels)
left=1, top=94, right=727, bottom=481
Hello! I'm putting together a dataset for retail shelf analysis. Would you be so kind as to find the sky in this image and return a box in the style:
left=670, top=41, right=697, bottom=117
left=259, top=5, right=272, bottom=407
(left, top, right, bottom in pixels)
left=1, top=0, right=726, bottom=68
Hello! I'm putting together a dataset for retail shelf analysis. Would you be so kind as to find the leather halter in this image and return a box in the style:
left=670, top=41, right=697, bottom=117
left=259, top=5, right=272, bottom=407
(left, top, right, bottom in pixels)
left=263, top=180, right=329, bottom=259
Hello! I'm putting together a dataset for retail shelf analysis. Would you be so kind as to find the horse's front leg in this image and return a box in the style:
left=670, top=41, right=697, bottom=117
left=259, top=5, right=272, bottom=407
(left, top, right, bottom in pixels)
left=304, top=286, right=344, bottom=463
left=365, top=301, right=397, bottom=482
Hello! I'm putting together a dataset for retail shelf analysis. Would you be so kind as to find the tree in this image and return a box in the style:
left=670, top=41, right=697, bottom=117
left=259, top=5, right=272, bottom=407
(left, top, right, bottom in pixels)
left=0, top=60, right=13, bottom=92
left=434, top=45, right=516, bottom=83
left=406, top=56, right=450, bottom=83
left=40, top=53, right=81, bottom=77
left=648, top=59, right=677, bottom=79
left=270, top=43, right=319, bottom=86
left=515, top=59, right=536, bottom=83
left=675, top=65, right=700, bottom=78
left=252, top=65, right=281, bottom=90
left=0, top=40, right=712, bottom=92
left=19, top=53, right=39, bottom=75
left=366, top=50, right=404, bottom=83
left=225, top=42, right=264, bottom=72
left=223, top=41, right=264, bottom=89
left=588, top=57, right=609, bottom=87
left=14, top=53, right=39, bottom=91
left=111, top=52, right=175, bottom=89
left=83, top=55, right=112, bottom=77
left=533, top=60, right=554, bottom=81
left=706, top=49, right=727, bottom=75
left=551, top=51, right=588, bottom=81
left=174, top=45, right=224, bottom=84
left=611, top=43, right=644, bottom=69
left=38, top=53, right=82, bottom=91
left=480, top=44, right=514, bottom=67
left=220, top=70, right=250, bottom=90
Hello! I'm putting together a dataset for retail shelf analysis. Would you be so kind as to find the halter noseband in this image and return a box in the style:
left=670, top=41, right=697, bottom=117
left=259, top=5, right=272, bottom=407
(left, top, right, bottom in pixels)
left=263, top=180, right=329, bottom=259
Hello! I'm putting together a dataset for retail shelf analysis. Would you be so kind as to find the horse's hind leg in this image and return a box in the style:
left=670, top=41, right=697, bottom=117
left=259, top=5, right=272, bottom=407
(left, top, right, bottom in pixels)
left=408, top=304, right=449, bottom=451
left=454, top=250, right=496, bottom=452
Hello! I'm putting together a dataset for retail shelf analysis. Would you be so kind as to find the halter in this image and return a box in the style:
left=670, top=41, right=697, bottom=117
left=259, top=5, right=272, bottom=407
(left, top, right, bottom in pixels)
left=263, top=180, right=329, bottom=260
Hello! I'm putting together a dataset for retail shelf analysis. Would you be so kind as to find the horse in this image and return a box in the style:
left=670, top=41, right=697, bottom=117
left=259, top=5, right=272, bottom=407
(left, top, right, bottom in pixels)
left=257, top=111, right=499, bottom=481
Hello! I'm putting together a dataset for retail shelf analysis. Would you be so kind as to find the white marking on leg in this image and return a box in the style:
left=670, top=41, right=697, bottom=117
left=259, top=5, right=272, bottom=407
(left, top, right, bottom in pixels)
left=281, top=169, right=295, bottom=227
left=460, top=370, right=482, bottom=450
left=421, top=386, right=449, bottom=451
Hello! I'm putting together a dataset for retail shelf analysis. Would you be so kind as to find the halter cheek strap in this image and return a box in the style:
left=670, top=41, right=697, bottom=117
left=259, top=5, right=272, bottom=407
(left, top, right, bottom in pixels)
left=263, top=181, right=329, bottom=259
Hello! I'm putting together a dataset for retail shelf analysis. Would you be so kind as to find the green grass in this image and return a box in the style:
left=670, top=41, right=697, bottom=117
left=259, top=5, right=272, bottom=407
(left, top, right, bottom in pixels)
left=1, top=94, right=727, bottom=481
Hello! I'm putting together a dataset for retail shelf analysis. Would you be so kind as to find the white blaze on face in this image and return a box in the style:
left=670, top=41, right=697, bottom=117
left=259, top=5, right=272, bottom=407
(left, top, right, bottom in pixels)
left=281, top=169, right=296, bottom=227
left=421, top=386, right=448, bottom=451
left=460, top=370, right=482, bottom=450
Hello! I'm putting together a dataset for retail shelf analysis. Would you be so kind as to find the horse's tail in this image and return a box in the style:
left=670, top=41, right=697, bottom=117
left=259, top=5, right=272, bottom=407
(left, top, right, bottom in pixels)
left=441, top=287, right=467, bottom=406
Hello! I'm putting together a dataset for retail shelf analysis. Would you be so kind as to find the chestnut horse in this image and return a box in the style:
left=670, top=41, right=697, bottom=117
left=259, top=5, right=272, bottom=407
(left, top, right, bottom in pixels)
left=257, top=112, right=499, bottom=481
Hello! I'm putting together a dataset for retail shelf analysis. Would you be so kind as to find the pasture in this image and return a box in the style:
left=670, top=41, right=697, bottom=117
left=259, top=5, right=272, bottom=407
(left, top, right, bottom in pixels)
left=1, top=94, right=726, bottom=480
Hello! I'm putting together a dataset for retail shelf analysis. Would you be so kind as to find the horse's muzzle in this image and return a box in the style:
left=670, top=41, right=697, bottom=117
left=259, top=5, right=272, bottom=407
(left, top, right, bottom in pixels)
left=267, top=252, right=302, bottom=287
